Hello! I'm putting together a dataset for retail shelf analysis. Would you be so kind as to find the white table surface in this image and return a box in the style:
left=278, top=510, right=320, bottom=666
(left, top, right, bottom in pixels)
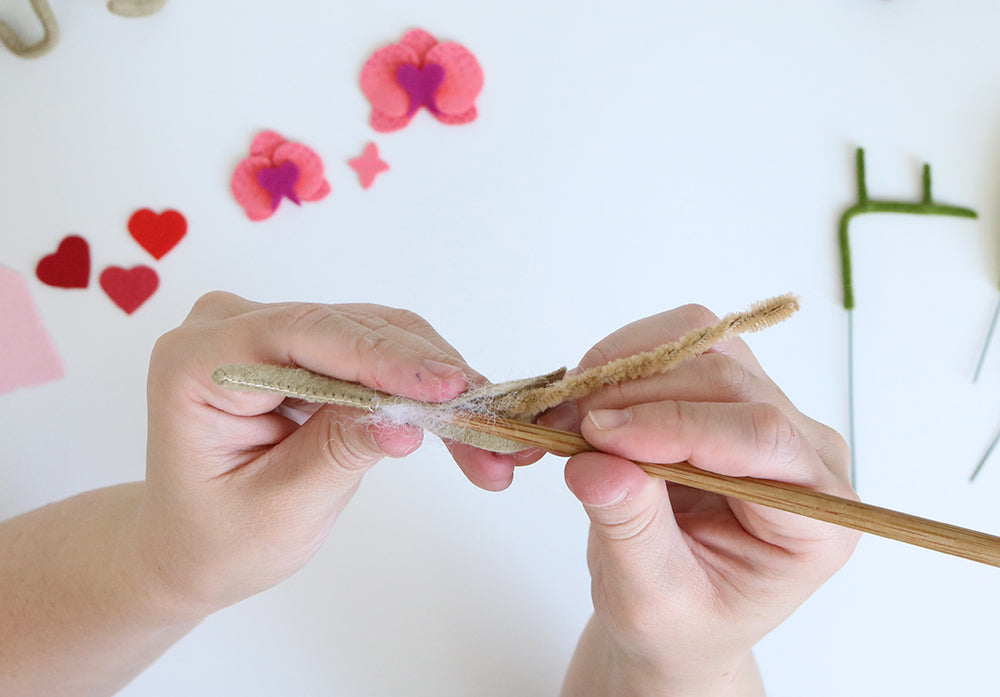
left=3, top=1, right=1000, bottom=694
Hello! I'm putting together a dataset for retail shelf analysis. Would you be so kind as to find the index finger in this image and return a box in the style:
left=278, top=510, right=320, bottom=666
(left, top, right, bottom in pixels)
left=152, top=292, right=471, bottom=417
left=575, top=304, right=765, bottom=374
left=580, top=400, right=860, bottom=557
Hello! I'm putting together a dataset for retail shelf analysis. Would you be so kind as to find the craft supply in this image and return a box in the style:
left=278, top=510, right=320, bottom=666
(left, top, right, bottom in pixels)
left=0, top=265, right=63, bottom=395
left=99, top=265, right=159, bottom=315
left=971, top=426, right=1000, bottom=482
left=231, top=131, right=330, bottom=221
left=838, top=147, right=977, bottom=484
left=0, top=0, right=57, bottom=58
left=360, top=29, right=483, bottom=132
left=973, top=298, right=1000, bottom=382
left=128, top=208, right=187, bottom=260
left=36, top=235, right=91, bottom=289
left=348, top=142, right=390, bottom=189
left=213, top=294, right=800, bottom=451
left=106, top=0, right=167, bottom=18
left=210, top=292, right=1000, bottom=568
left=257, top=162, right=302, bottom=210
left=1, top=0, right=165, bottom=58
left=442, top=411, right=1000, bottom=569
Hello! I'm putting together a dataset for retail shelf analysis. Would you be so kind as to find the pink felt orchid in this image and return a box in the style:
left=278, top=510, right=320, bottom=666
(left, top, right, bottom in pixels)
left=360, top=29, right=484, bottom=133
left=230, top=131, right=331, bottom=222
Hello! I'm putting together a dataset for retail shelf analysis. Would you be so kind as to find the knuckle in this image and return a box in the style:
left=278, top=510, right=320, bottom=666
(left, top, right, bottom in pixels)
left=746, top=403, right=801, bottom=466
left=664, top=398, right=687, bottom=432
left=148, top=330, right=177, bottom=380
left=150, top=322, right=200, bottom=374
left=594, top=504, right=659, bottom=543
left=319, top=412, right=382, bottom=473
left=814, top=422, right=852, bottom=478
left=340, top=308, right=424, bottom=363
left=272, top=303, right=336, bottom=337
left=698, top=353, right=756, bottom=402
left=578, top=342, right=622, bottom=372
left=355, top=327, right=394, bottom=364
left=673, top=303, right=720, bottom=330
left=381, top=306, right=430, bottom=333
left=187, top=290, right=242, bottom=320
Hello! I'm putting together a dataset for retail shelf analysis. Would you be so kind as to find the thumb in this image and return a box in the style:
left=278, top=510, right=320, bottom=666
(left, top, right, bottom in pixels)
left=564, top=450, right=681, bottom=574
left=265, top=404, right=423, bottom=500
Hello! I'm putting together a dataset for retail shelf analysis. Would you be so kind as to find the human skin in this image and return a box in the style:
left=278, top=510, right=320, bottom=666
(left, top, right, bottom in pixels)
left=0, top=292, right=538, bottom=696
left=544, top=304, right=860, bottom=697
left=0, top=295, right=856, bottom=697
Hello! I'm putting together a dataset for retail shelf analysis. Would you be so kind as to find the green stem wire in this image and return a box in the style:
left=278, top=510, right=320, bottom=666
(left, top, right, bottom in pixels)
left=838, top=147, right=978, bottom=485
left=973, top=294, right=1000, bottom=383
left=839, top=149, right=978, bottom=311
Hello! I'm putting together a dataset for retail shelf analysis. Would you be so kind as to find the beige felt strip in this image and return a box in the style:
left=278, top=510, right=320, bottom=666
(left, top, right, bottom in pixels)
left=212, top=364, right=386, bottom=410
left=211, top=365, right=537, bottom=452
left=0, top=0, right=59, bottom=58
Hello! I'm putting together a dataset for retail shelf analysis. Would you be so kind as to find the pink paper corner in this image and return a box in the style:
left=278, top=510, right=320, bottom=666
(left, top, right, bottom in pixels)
left=0, top=265, right=65, bottom=395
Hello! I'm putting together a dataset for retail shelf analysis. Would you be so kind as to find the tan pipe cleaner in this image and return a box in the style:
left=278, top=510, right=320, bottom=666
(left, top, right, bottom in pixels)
left=213, top=294, right=800, bottom=452
left=0, top=0, right=165, bottom=59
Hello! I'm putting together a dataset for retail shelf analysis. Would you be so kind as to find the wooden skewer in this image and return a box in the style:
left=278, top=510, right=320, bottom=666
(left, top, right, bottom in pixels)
left=443, top=411, right=1000, bottom=568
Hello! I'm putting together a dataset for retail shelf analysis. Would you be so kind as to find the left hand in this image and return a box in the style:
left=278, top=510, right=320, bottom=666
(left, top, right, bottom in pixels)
left=136, top=292, right=538, bottom=620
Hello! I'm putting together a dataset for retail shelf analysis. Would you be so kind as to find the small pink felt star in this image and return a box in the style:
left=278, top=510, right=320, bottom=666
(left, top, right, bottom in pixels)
left=348, top=142, right=390, bottom=189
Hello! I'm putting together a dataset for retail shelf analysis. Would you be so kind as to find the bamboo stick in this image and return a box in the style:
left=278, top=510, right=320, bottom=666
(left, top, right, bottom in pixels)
left=443, top=411, right=1000, bottom=568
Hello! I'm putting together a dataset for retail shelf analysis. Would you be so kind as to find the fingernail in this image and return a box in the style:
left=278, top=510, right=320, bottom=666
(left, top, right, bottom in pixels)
left=588, top=408, right=632, bottom=431
left=422, top=359, right=465, bottom=380
left=421, top=359, right=467, bottom=401
left=514, top=447, right=545, bottom=465
left=538, top=401, right=579, bottom=431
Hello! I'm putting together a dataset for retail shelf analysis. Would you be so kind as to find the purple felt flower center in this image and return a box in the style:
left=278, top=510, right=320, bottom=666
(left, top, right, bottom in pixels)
left=396, top=62, right=445, bottom=117
left=257, top=161, right=302, bottom=210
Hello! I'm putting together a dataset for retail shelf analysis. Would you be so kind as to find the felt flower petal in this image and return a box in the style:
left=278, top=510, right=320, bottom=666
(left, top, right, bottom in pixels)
left=303, top=179, right=331, bottom=202
left=434, top=106, right=479, bottom=126
left=426, top=41, right=484, bottom=116
left=399, top=28, right=438, bottom=59
left=360, top=43, right=422, bottom=119
left=250, top=130, right=288, bottom=159
left=272, top=142, right=329, bottom=202
left=369, top=110, right=414, bottom=133
left=231, top=155, right=280, bottom=221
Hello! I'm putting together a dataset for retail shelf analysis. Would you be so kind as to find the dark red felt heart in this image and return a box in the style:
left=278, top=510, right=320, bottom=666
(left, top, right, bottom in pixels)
left=128, top=208, right=187, bottom=260
left=99, top=265, right=159, bottom=315
left=36, top=235, right=91, bottom=288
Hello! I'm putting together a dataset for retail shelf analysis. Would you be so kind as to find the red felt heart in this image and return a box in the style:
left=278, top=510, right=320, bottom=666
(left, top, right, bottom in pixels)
left=36, top=235, right=91, bottom=288
left=99, top=265, right=159, bottom=315
left=128, top=208, right=187, bottom=260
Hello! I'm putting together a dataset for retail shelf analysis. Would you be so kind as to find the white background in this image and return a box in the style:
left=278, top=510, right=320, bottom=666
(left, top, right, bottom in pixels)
left=3, top=1, right=1000, bottom=694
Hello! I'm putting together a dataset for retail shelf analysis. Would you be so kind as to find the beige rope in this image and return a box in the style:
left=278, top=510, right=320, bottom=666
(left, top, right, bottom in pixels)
left=0, top=0, right=59, bottom=59
left=107, top=0, right=167, bottom=19
left=1, top=0, right=169, bottom=59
